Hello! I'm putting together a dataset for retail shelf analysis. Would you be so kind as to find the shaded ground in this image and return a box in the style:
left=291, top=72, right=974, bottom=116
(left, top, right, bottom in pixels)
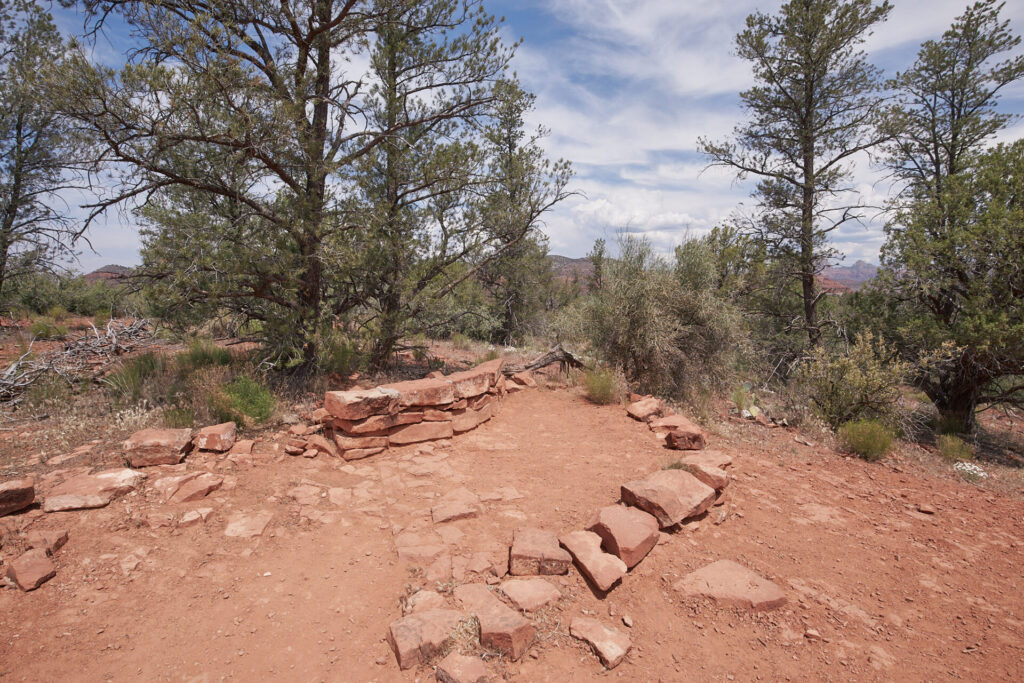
left=1, top=378, right=1023, bottom=681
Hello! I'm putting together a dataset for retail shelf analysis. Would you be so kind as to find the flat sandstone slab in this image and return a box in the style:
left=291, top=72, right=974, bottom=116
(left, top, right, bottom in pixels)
left=386, top=608, right=463, bottom=670
left=570, top=616, right=632, bottom=669
left=673, top=559, right=786, bottom=611
left=453, top=583, right=534, bottom=660
left=620, top=469, right=716, bottom=528
left=559, top=530, right=627, bottom=592
left=587, top=504, right=659, bottom=569
left=510, top=527, right=571, bottom=576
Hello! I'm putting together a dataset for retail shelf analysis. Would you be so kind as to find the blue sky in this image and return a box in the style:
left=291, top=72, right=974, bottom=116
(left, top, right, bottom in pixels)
left=58, top=0, right=1024, bottom=272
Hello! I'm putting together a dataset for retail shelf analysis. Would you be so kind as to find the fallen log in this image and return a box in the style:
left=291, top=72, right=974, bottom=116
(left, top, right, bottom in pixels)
left=502, top=344, right=585, bottom=376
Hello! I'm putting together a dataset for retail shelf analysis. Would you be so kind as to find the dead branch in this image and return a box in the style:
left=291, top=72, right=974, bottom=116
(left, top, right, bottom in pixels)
left=502, top=344, right=585, bottom=376
left=0, top=319, right=156, bottom=404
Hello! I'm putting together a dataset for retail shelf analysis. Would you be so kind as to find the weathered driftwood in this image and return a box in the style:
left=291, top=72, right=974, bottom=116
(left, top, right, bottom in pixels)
left=1, top=319, right=155, bottom=404
left=502, top=344, right=585, bottom=376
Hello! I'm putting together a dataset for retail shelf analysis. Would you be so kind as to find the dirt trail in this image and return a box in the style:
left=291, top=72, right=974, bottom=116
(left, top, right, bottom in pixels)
left=2, top=385, right=1022, bottom=681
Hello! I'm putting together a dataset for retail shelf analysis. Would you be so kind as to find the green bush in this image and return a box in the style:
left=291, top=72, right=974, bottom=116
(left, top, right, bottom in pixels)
left=318, top=330, right=360, bottom=376
left=103, top=352, right=167, bottom=403
left=29, top=316, right=68, bottom=339
left=936, top=434, right=973, bottom=461
left=797, top=332, right=906, bottom=429
left=480, top=348, right=500, bottom=362
left=838, top=419, right=895, bottom=461
left=163, top=405, right=195, bottom=428
left=583, top=367, right=621, bottom=405
left=936, top=415, right=965, bottom=435
left=451, top=332, right=472, bottom=351
left=178, top=338, right=233, bottom=371
left=211, top=376, right=274, bottom=424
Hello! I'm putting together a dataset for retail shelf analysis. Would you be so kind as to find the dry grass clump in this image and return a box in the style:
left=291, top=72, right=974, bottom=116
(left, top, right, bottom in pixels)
left=838, top=419, right=895, bottom=462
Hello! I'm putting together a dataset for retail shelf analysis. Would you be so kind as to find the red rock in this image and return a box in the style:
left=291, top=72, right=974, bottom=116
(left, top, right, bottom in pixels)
left=386, top=608, right=463, bottom=670
left=500, top=578, right=561, bottom=611
left=569, top=617, right=631, bottom=669
left=509, top=527, right=571, bottom=576
left=681, top=450, right=733, bottom=469
left=559, top=530, right=627, bottom=592
left=510, top=371, right=536, bottom=388
left=587, top=505, right=659, bottom=568
left=228, top=439, right=256, bottom=455
left=453, top=583, right=534, bottom=660
left=310, top=408, right=330, bottom=423
left=476, top=359, right=505, bottom=384
left=446, top=367, right=492, bottom=399
left=123, top=428, right=192, bottom=467
left=404, top=589, right=447, bottom=615
left=435, top=651, right=488, bottom=683
left=169, top=473, right=223, bottom=503
left=620, top=469, right=716, bottom=528
left=649, top=415, right=708, bottom=450
left=673, top=559, right=787, bottom=610
left=342, top=446, right=386, bottom=461
left=333, top=434, right=388, bottom=451
left=0, top=477, right=35, bottom=517
left=680, top=462, right=729, bottom=490
left=195, top=422, right=236, bottom=452
left=223, top=510, right=273, bottom=538
left=421, top=408, right=454, bottom=422
left=451, top=398, right=468, bottom=410
left=381, top=377, right=455, bottom=407
left=24, top=528, right=69, bottom=555
left=389, top=420, right=454, bottom=445
left=626, top=397, right=663, bottom=422
left=152, top=472, right=202, bottom=501
left=6, top=548, right=56, bottom=591
left=397, top=544, right=448, bottom=564
left=334, top=411, right=422, bottom=434
left=452, top=404, right=493, bottom=434
left=324, top=387, right=401, bottom=420
left=305, top=434, right=338, bottom=458
left=178, top=508, right=213, bottom=527
left=431, top=487, right=480, bottom=524
left=43, top=469, right=148, bottom=512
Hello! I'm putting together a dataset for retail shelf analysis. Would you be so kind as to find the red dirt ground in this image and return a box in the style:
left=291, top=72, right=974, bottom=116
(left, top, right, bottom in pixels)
left=1, top=377, right=1023, bottom=681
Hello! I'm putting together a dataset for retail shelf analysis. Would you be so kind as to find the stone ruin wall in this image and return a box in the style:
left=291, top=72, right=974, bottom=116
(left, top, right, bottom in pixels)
left=319, top=358, right=507, bottom=460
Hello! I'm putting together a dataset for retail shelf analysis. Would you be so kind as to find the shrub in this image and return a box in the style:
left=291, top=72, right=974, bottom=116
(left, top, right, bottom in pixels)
left=837, top=419, right=895, bottom=461
left=565, top=235, right=746, bottom=401
left=178, top=338, right=233, bottom=371
left=480, top=348, right=500, bottom=362
left=936, top=415, right=965, bottom=435
left=103, top=352, right=167, bottom=403
left=797, top=332, right=906, bottom=429
left=583, top=367, right=621, bottom=405
left=936, top=434, right=973, bottom=461
left=28, top=316, right=68, bottom=339
left=451, top=332, right=472, bottom=351
left=210, top=375, right=274, bottom=425
left=318, top=330, right=359, bottom=376
left=163, top=405, right=195, bottom=428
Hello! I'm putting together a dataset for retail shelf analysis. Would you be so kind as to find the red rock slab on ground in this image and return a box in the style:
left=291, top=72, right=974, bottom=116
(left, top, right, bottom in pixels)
left=681, top=450, right=733, bottom=469
left=6, top=548, right=57, bottom=591
left=195, top=422, right=236, bottom=452
left=24, top=528, right=69, bottom=555
left=123, top=428, right=193, bottom=467
left=620, top=469, right=716, bottom=528
left=324, top=387, right=400, bottom=421
left=386, top=608, right=464, bottom=670
left=435, top=651, right=488, bottom=683
left=451, top=404, right=493, bottom=434
left=570, top=616, right=632, bottom=669
left=334, top=411, right=422, bottom=434
left=510, top=371, right=536, bottom=388
left=168, top=473, right=224, bottom=503
left=509, top=527, right=572, bottom=576
left=42, top=469, right=148, bottom=512
left=0, top=477, right=35, bottom=516
left=626, top=397, right=664, bottom=422
left=381, top=377, right=455, bottom=407
left=499, top=578, right=561, bottom=611
left=587, top=504, right=660, bottom=569
left=673, top=559, right=787, bottom=611
left=431, top=487, right=480, bottom=524
left=223, top=510, right=273, bottom=538
left=681, top=462, right=730, bottom=490
left=559, top=530, right=627, bottom=592
left=453, top=583, right=535, bottom=660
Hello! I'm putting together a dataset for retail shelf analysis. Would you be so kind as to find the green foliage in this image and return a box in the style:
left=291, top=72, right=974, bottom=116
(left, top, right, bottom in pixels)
left=317, top=330, right=360, bottom=377
left=838, top=419, right=895, bottom=461
left=479, top=349, right=500, bottom=363
left=699, top=0, right=892, bottom=346
left=103, top=352, right=167, bottom=403
left=163, top=405, right=195, bottom=429
left=936, top=434, right=973, bottom=462
left=583, top=367, right=621, bottom=405
left=731, top=385, right=755, bottom=412
left=211, top=376, right=274, bottom=425
left=566, top=235, right=746, bottom=401
left=450, top=333, right=472, bottom=351
left=28, top=316, right=68, bottom=339
left=797, top=332, right=906, bottom=429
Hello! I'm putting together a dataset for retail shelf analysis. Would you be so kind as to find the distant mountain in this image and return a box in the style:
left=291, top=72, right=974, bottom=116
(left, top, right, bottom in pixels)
left=548, top=255, right=594, bottom=283
left=83, top=264, right=133, bottom=282
left=820, top=260, right=877, bottom=291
